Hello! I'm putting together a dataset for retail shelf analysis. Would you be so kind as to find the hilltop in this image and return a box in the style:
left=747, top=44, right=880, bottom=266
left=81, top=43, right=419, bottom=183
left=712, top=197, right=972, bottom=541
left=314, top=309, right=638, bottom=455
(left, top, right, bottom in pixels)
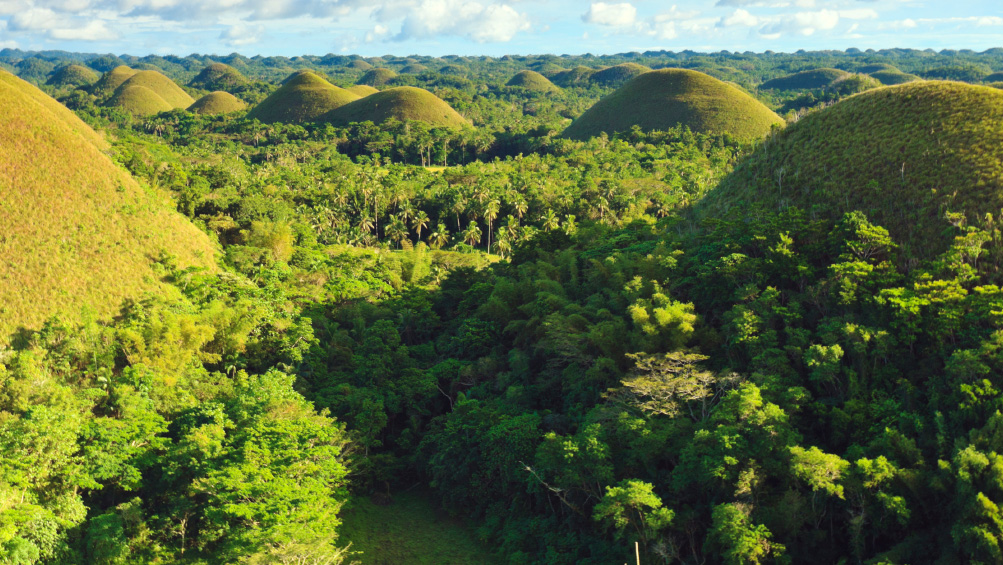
left=699, top=81, right=1003, bottom=258
left=90, top=65, right=138, bottom=97
left=347, top=84, right=379, bottom=97
left=506, top=70, right=559, bottom=92
left=106, top=85, right=174, bottom=116
left=870, top=69, right=921, bottom=85
left=562, top=68, right=783, bottom=142
left=247, top=70, right=360, bottom=123
left=761, top=68, right=850, bottom=90
left=189, top=62, right=248, bottom=91
left=116, top=70, right=195, bottom=108
left=188, top=91, right=247, bottom=114
left=47, top=64, right=98, bottom=87
left=552, top=65, right=595, bottom=87
left=324, top=86, right=468, bottom=128
left=0, top=70, right=216, bottom=334
left=589, top=63, right=650, bottom=87
left=359, top=68, right=397, bottom=87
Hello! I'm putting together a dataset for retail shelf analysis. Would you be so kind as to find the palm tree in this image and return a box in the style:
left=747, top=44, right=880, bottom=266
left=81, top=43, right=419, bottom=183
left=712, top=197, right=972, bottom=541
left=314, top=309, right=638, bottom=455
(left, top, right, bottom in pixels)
left=505, top=215, right=521, bottom=239
left=451, top=196, right=467, bottom=231
left=358, top=215, right=374, bottom=236
left=496, top=234, right=513, bottom=258
left=563, top=214, right=578, bottom=235
left=484, top=199, right=500, bottom=253
left=412, top=210, right=430, bottom=240
left=514, top=198, right=528, bottom=219
left=462, top=221, right=482, bottom=248
left=386, top=215, right=408, bottom=249
left=541, top=209, right=560, bottom=232
left=430, top=223, right=450, bottom=249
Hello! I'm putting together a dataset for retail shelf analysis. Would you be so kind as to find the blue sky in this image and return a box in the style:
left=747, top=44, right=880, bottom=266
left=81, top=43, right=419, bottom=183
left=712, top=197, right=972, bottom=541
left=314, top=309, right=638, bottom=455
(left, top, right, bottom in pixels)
left=0, top=0, right=1001, bottom=57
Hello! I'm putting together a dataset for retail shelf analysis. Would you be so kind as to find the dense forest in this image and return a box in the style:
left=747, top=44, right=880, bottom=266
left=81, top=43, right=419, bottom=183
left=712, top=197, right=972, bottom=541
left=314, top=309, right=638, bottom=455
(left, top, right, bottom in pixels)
left=4, top=46, right=1003, bottom=564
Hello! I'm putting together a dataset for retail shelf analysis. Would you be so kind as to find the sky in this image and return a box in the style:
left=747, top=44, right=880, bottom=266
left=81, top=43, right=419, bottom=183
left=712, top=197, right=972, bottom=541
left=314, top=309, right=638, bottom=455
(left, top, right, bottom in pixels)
left=0, top=0, right=1002, bottom=57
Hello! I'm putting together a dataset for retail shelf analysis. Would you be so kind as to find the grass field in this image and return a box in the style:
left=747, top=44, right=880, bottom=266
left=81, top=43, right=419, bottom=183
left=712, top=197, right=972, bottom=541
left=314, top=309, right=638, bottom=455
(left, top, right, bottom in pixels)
left=340, top=491, right=501, bottom=565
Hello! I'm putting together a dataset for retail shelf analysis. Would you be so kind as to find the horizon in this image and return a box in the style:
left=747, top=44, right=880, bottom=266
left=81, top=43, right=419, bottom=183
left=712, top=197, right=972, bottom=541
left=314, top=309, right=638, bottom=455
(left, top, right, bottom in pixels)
left=1, top=1, right=1002, bottom=59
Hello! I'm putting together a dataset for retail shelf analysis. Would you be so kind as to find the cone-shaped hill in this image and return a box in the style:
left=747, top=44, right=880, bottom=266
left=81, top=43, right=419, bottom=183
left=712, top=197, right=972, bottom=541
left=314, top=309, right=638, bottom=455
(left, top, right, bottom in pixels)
left=761, top=68, right=850, bottom=90
left=106, top=86, right=174, bottom=116
left=347, top=85, right=379, bottom=97
left=552, top=66, right=595, bottom=87
left=323, top=87, right=468, bottom=128
left=114, top=70, right=195, bottom=108
left=400, top=64, right=427, bottom=74
left=589, top=63, right=650, bottom=87
left=188, top=91, right=247, bottom=115
left=698, top=81, right=1003, bottom=259
left=985, top=72, right=1003, bottom=83
left=247, top=70, right=360, bottom=124
left=562, top=69, right=783, bottom=142
left=870, top=69, right=920, bottom=86
left=507, top=70, right=559, bottom=92
left=189, top=62, right=248, bottom=91
left=47, top=64, right=99, bottom=87
left=858, top=63, right=899, bottom=74
left=358, top=68, right=397, bottom=87
left=90, top=65, right=138, bottom=97
left=0, top=71, right=216, bottom=335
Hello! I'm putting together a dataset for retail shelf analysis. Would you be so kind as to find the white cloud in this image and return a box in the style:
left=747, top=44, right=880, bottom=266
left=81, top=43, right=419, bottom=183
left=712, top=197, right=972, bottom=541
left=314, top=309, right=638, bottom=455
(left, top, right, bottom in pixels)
left=582, top=2, right=637, bottom=27
left=395, top=1, right=530, bottom=42
left=7, top=7, right=116, bottom=40
left=219, top=22, right=264, bottom=46
left=758, top=9, right=839, bottom=37
left=719, top=8, right=758, bottom=27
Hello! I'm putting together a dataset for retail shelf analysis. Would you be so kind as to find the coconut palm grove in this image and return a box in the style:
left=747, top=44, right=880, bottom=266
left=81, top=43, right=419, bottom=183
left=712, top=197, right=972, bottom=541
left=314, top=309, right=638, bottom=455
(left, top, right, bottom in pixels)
left=11, top=25, right=1003, bottom=565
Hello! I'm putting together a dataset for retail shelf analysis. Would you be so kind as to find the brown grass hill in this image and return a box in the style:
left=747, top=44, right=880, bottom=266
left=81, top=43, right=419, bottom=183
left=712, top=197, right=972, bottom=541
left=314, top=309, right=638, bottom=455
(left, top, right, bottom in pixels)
left=359, top=68, right=397, bottom=87
left=858, top=63, right=900, bottom=74
left=562, top=69, right=783, bottom=142
left=105, top=85, right=174, bottom=116
left=347, top=85, right=380, bottom=97
left=507, top=70, right=559, bottom=93
left=188, top=91, right=247, bottom=115
left=189, top=62, right=248, bottom=91
left=90, top=65, right=138, bottom=97
left=47, top=64, right=99, bottom=88
left=697, top=81, right=1003, bottom=259
left=870, top=69, right=921, bottom=86
left=247, top=70, right=360, bottom=124
left=0, top=70, right=216, bottom=335
left=323, top=87, right=468, bottom=129
left=400, top=63, right=427, bottom=74
left=348, top=60, right=374, bottom=71
left=589, top=63, right=650, bottom=87
left=761, top=68, right=851, bottom=90
left=111, top=70, right=195, bottom=109
left=552, top=66, right=595, bottom=87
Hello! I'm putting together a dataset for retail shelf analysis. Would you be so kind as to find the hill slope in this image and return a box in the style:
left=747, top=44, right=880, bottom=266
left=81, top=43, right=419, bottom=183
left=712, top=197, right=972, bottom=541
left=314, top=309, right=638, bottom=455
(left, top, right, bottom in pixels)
left=507, top=70, right=559, bottom=92
left=113, top=70, right=195, bottom=109
left=870, top=69, right=921, bottom=85
left=589, top=63, right=650, bottom=87
left=47, top=64, right=98, bottom=87
left=105, top=85, right=174, bottom=116
left=358, top=68, right=397, bottom=87
left=761, top=68, right=850, bottom=90
left=698, top=81, right=1003, bottom=258
left=346, top=84, right=379, bottom=97
left=0, top=70, right=216, bottom=334
left=188, top=91, right=247, bottom=114
left=324, top=87, right=468, bottom=128
left=247, top=70, right=360, bottom=123
left=0, top=71, right=106, bottom=148
left=189, top=62, right=248, bottom=91
left=563, top=69, right=783, bottom=141
left=90, top=65, right=138, bottom=98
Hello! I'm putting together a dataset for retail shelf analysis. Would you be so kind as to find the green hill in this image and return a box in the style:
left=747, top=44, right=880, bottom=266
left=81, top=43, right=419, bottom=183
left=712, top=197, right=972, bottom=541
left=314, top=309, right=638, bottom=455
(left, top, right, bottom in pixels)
left=348, top=60, right=374, bottom=71
left=90, top=65, right=138, bottom=97
left=0, top=70, right=216, bottom=335
left=870, top=69, right=921, bottom=85
left=761, top=68, right=850, bottom=90
left=552, top=65, right=595, bottom=87
left=985, top=72, right=1003, bottom=83
left=105, top=85, right=174, bottom=116
left=506, top=70, right=559, bottom=92
left=188, top=91, right=247, bottom=115
left=47, top=64, right=99, bottom=87
left=189, top=62, right=248, bottom=91
left=113, top=70, right=195, bottom=109
left=346, top=84, right=379, bottom=97
left=324, top=87, right=468, bottom=128
left=589, top=63, right=650, bottom=87
left=400, top=63, right=428, bottom=74
left=563, top=68, right=783, bottom=142
left=858, top=63, right=900, bottom=74
left=358, top=68, right=397, bottom=87
left=247, top=70, right=360, bottom=124
left=698, top=81, right=1003, bottom=259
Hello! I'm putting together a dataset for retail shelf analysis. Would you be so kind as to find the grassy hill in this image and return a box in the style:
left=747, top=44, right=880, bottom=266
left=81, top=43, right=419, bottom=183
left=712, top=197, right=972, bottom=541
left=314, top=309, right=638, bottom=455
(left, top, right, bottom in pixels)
left=189, top=62, right=248, bottom=91
left=349, top=60, right=374, bottom=71
left=858, top=63, right=900, bottom=74
left=359, top=68, right=398, bottom=87
left=248, top=70, right=360, bottom=124
left=870, top=69, right=921, bottom=85
left=563, top=68, right=784, bottom=142
left=324, top=86, right=468, bottom=128
left=90, top=65, right=138, bottom=98
left=188, top=91, right=247, bottom=114
left=111, top=70, right=195, bottom=109
left=985, top=72, right=1003, bottom=83
left=698, top=81, right=1003, bottom=259
left=47, top=64, right=98, bottom=87
left=0, top=70, right=216, bottom=335
left=589, top=63, right=650, bottom=87
left=506, top=70, right=559, bottom=92
left=552, top=65, right=595, bottom=87
left=105, top=85, right=174, bottom=116
left=400, top=63, right=428, bottom=74
left=761, top=68, right=850, bottom=90
left=347, top=85, right=380, bottom=97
